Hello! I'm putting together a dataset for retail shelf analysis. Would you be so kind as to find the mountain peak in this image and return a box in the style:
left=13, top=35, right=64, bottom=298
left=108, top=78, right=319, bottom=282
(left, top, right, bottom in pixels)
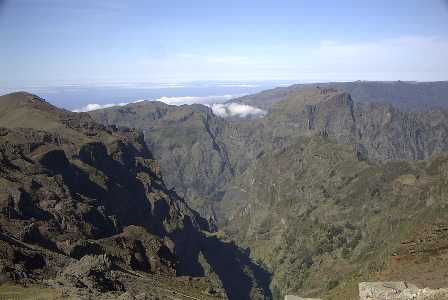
left=0, top=92, right=87, bottom=132
left=0, top=91, right=49, bottom=106
left=0, top=91, right=64, bottom=115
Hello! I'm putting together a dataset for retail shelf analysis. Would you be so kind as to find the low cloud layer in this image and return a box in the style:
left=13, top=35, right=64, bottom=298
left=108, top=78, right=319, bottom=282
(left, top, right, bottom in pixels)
left=72, top=100, right=144, bottom=112
left=155, top=94, right=236, bottom=105
left=211, top=103, right=266, bottom=118
left=73, top=103, right=125, bottom=112
left=71, top=94, right=266, bottom=119
left=72, top=95, right=238, bottom=112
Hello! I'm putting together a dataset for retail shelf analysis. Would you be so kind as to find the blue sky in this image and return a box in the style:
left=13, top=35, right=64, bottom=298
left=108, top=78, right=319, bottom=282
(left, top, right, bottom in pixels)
left=1, top=0, right=448, bottom=86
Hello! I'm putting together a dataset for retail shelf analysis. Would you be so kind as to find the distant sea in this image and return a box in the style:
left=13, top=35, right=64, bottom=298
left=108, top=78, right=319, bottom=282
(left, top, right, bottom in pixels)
left=0, top=81, right=299, bottom=111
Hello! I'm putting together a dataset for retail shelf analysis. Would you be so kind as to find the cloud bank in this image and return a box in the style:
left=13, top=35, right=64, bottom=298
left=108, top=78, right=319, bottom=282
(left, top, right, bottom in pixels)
left=72, top=95, right=239, bottom=112
left=71, top=94, right=266, bottom=118
left=72, top=103, right=127, bottom=112
left=155, top=95, right=236, bottom=106
left=72, top=100, right=145, bottom=112
left=211, top=103, right=266, bottom=118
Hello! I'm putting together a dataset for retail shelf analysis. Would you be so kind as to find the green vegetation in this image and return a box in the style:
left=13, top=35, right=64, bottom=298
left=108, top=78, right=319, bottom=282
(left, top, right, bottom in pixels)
left=0, top=284, right=66, bottom=300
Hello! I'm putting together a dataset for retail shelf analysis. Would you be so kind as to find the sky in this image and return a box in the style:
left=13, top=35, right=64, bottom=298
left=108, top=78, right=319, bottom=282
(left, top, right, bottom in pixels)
left=0, top=0, right=448, bottom=87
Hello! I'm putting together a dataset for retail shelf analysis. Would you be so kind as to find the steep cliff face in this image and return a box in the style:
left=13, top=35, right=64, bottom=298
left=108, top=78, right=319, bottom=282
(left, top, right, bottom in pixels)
left=229, top=81, right=448, bottom=111
left=266, top=88, right=448, bottom=160
left=222, top=136, right=448, bottom=299
left=90, top=87, right=448, bottom=226
left=0, top=92, right=271, bottom=300
left=91, top=102, right=234, bottom=218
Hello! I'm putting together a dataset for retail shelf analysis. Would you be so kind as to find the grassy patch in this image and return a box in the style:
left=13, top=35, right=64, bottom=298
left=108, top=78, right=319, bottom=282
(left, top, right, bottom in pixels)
left=0, top=284, right=67, bottom=300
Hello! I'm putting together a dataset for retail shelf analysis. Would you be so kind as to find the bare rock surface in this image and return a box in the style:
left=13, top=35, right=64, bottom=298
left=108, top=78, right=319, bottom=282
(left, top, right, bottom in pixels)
left=61, top=254, right=124, bottom=292
left=359, top=282, right=448, bottom=300
left=284, top=295, right=322, bottom=300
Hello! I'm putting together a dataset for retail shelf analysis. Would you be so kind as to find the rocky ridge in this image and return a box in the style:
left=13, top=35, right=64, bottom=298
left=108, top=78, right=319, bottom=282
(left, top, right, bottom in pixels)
left=0, top=92, right=271, bottom=299
left=90, top=87, right=448, bottom=223
left=229, top=81, right=448, bottom=111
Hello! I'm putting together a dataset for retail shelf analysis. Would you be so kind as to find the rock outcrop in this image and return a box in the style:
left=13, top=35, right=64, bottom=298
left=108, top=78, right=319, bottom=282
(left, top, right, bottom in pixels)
left=61, top=254, right=124, bottom=292
left=359, top=282, right=448, bottom=300
left=284, top=295, right=322, bottom=300
left=284, top=282, right=448, bottom=300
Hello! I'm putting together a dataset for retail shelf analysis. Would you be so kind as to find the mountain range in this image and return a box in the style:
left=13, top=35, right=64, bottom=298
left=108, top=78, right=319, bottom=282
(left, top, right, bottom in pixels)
left=1, top=81, right=448, bottom=299
left=90, top=83, right=448, bottom=219
left=89, top=81, right=448, bottom=299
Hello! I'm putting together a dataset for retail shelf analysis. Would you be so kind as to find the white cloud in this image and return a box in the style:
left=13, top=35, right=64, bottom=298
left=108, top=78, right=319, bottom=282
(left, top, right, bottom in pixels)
left=71, top=95, right=266, bottom=119
left=215, top=83, right=260, bottom=88
left=73, top=103, right=124, bottom=112
left=154, top=95, right=237, bottom=105
left=211, top=103, right=267, bottom=118
left=205, top=56, right=250, bottom=64
left=71, top=95, right=241, bottom=112
left=72, top=100, right=144, bottom=112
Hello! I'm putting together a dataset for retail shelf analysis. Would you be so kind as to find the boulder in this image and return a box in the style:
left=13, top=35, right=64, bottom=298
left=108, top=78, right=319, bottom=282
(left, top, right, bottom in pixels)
left=68, top=240, right=104, bottom=259
left=359, top=282, right=448, bottom=300
left=62, top=254, right=124, bottom=292
left=284, top=295, right=322, bottom=300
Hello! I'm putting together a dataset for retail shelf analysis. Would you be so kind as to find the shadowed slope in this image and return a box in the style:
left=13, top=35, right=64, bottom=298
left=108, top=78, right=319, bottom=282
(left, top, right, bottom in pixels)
left=0, top=92, right=272, bottom=300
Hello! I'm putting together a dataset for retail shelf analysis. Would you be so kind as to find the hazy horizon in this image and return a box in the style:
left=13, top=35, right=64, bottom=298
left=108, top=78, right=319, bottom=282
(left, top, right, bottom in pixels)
left=1, top=0, right=447, bottom=111
left=2, top=79, right=448, bottom=113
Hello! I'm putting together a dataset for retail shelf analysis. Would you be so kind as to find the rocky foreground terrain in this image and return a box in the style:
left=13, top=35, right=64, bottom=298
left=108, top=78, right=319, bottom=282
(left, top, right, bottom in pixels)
left=0, top=92, right=270, bottom=299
